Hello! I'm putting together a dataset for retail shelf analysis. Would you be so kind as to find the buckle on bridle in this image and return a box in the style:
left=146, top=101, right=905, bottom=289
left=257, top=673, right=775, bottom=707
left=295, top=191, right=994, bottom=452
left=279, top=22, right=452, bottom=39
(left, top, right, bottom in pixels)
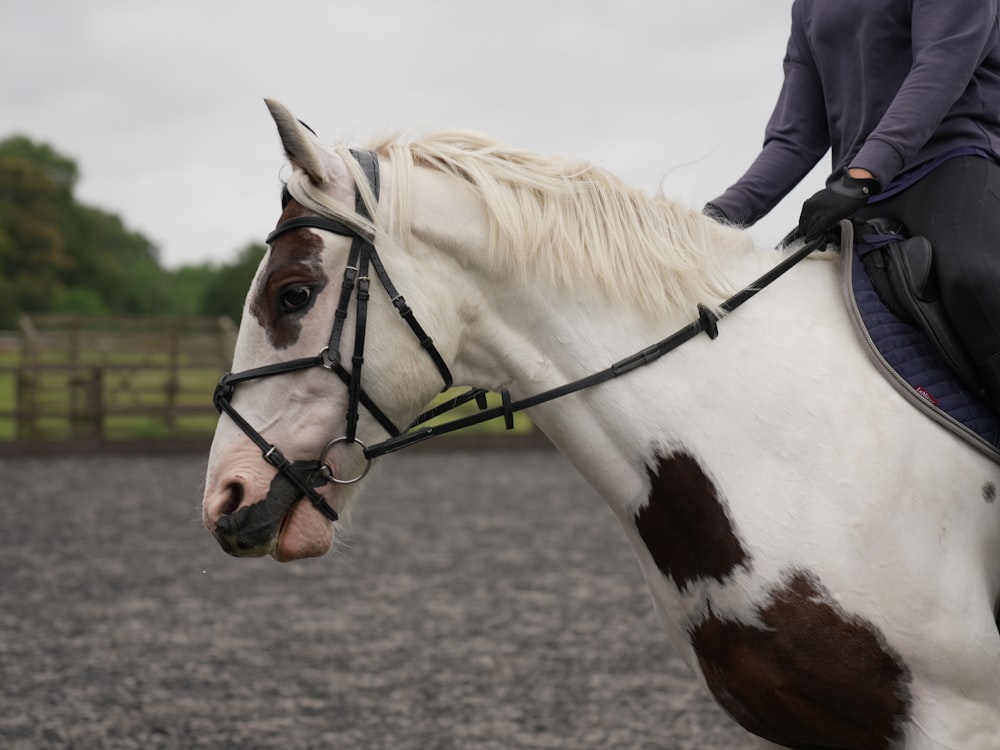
left=320, top=347, right=339, bottom=369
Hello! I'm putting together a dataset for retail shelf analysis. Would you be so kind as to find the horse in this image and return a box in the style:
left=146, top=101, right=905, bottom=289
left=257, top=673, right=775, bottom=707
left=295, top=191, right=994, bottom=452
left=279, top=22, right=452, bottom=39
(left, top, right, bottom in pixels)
left=202, top=99, right=1000, bottom=749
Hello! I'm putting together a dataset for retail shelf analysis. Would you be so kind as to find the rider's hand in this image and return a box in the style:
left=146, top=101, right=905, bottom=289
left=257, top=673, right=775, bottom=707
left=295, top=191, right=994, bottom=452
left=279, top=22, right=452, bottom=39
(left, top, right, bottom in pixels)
left=798, top=170, right=880, bottom=239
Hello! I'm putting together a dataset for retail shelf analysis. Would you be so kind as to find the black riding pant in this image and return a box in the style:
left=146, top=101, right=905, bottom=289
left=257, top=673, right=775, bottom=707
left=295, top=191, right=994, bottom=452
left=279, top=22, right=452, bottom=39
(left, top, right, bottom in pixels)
left=854, top=155, right=1000, bottom=396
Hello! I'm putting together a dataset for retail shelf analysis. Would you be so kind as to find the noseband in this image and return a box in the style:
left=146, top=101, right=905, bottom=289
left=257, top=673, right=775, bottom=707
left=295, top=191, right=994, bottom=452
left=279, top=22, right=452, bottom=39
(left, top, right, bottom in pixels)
left=213, top=149, right=453, bottom=522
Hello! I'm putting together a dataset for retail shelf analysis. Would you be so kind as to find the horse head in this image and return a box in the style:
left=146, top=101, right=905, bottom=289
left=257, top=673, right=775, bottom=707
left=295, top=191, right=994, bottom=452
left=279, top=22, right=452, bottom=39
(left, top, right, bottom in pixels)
left=202, top=100, right=458, bottom=562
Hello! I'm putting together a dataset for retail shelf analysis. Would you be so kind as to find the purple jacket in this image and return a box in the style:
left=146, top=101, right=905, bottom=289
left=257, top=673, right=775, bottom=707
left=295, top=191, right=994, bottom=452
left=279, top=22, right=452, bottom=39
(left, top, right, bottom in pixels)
left=711, top=0, right=1000, bottom=226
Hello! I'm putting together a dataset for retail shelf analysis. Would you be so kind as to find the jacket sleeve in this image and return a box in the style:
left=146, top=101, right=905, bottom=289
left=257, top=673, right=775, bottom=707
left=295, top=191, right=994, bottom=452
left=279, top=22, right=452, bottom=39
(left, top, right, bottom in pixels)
left=851, top=0, right=1000, bottom=185
left=709, top=4, right=829, bottom=226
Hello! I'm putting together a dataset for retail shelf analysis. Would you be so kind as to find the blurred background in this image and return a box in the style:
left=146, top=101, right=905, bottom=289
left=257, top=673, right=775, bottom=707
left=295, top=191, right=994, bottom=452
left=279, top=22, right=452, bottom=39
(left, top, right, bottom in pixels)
left=1, top=4, right=794, bottom=747
left=2, top=0, right=817, bottom=448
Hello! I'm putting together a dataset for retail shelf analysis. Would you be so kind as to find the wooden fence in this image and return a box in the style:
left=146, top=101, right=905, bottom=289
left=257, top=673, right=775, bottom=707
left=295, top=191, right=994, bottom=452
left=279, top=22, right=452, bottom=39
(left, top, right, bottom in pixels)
left=0, top=315, right=236, bottom=447
left=0, top=315, right=544, bottom=456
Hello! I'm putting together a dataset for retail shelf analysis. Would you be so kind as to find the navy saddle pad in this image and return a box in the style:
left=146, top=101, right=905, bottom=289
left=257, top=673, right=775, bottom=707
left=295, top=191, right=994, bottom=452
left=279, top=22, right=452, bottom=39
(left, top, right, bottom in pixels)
left=842, top=223, right=1000, bottom=462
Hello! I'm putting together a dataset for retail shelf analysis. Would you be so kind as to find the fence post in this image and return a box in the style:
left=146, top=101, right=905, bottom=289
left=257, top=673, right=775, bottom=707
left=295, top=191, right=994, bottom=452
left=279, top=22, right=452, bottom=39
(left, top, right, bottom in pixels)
left=5, top=315, right=229, bottom=446
left=90, top=366, right=104, bottom=441
left=18, top=314, right=37, bottom=366
left=15, top=367, right=37, bottom=439
left=165, top=320, right=179, bottom=430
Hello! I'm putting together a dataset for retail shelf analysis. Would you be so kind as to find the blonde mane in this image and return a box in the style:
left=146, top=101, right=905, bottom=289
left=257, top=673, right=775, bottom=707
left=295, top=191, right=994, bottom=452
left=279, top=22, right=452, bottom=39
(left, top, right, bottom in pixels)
left=287, top=131, right=758, bottom=318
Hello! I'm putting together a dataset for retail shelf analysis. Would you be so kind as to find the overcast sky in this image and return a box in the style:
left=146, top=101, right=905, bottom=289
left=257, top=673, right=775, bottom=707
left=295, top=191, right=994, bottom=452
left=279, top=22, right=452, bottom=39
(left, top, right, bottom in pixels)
left=4, top=0, right=824, bottom=269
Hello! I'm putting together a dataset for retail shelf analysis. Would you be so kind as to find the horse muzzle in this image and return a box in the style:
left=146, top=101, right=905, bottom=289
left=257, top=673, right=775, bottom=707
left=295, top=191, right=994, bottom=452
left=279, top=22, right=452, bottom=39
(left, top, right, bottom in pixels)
left=211, top=462, right=330, bottom=557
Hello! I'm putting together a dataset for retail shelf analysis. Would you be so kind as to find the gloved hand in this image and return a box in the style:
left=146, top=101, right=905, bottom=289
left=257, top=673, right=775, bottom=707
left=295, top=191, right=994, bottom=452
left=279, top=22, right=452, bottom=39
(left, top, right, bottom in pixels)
left=798, top=171, right=880, bottom=239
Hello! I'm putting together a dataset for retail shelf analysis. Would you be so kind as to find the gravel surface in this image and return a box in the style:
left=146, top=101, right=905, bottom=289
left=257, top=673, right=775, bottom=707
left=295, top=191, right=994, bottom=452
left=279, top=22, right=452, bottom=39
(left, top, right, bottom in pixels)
left=1, top=449, right=755, bottom=749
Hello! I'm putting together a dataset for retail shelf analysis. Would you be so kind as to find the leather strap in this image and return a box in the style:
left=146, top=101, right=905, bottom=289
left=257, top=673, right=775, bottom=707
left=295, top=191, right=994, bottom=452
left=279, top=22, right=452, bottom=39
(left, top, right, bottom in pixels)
left=215, top=148, right=452, bottom=523
left=362, top=233, right=827, bottom=458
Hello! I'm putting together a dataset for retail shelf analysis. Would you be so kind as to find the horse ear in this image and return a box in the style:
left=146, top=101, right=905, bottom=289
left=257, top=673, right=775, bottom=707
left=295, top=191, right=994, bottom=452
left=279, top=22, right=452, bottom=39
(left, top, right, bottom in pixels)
left=264, top=98, right=334, bottom=186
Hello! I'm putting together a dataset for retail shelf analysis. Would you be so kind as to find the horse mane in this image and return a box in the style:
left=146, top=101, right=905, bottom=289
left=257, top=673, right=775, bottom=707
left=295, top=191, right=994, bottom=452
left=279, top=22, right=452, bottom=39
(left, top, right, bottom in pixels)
left=286, top=130, right=759, bottom=318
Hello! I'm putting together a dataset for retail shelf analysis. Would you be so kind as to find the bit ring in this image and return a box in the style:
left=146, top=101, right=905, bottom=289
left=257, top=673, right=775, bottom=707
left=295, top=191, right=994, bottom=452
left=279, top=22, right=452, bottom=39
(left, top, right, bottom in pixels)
left=319, top=436, right=373, bottom=485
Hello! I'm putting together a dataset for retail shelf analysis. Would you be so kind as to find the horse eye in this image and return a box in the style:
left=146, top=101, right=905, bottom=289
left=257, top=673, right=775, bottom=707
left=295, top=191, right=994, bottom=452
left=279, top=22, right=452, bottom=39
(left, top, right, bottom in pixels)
left=280, top=285, right=312, bottom=313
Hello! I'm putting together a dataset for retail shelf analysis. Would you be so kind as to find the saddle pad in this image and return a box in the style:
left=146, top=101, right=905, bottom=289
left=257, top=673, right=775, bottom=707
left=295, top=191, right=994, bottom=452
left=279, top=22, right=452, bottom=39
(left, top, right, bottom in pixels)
left=839, top=221, right=1000, bottom=463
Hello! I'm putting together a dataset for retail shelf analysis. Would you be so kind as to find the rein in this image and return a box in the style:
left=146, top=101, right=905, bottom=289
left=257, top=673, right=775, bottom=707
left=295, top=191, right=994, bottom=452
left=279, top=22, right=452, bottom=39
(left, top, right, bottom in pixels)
left=214, top=149, right=825, bottom=523
left=367, top=232, right=825, bottom=458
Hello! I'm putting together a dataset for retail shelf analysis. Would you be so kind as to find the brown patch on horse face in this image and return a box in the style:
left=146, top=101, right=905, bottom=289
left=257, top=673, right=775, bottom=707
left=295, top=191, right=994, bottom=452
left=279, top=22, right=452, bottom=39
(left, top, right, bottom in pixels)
left=634, top=451, right=750, bottom=591
left=689, top=570, right=912, bottom=749
left=250, top=200, right=329, bottom=350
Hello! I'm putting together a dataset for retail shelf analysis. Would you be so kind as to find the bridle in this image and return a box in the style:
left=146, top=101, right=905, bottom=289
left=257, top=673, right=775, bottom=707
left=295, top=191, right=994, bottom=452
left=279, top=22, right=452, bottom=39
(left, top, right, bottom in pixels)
left=213, top=149, right=453, bottom=522
left=214, top=148, right=826, bottom=524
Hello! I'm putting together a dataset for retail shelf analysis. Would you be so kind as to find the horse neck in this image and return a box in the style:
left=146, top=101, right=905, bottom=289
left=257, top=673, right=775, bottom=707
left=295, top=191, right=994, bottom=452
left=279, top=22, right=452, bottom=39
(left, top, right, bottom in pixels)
left=439, top=228, right=781, bottom=510
left=400, top=162, right=783, bottom=503
left=444, top=215, right=775, bottom=388
left=402, top=169, right=766, bottom=388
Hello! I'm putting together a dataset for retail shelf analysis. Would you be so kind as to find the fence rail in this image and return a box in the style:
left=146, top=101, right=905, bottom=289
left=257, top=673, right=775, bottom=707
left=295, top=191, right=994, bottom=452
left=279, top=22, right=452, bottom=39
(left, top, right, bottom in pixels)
left=0, top=314, right=541, bottom=455
left=3, top=362, right=221, bottom=442
left=0, top=315, right=235, bottom=446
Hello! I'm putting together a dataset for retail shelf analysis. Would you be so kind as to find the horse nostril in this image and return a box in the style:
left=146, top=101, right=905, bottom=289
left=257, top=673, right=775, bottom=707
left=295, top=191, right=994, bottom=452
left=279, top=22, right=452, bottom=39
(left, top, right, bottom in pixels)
left=221, top=482, right=244, bottom=516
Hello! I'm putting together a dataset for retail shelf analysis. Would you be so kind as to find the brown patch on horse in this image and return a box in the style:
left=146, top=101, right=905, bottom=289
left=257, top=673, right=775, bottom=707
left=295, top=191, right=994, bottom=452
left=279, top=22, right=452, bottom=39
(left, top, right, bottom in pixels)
left=689, top=570, right=912, bottom=749
left=984, top=482, right=997, bottom=504
left=634, top=451, right=750, bottom=591
left=250, top=199, right=329, bottom=350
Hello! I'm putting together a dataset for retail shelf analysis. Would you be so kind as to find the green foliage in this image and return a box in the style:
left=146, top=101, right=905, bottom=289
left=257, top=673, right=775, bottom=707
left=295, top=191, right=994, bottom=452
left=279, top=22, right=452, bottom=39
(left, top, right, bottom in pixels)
left=166, top=264, right=217, bottom=316
left=0, top=136, right=78, bottom=191
left=0, top=134, right=266, bottom=327
left=0, top=148, right=72, bottom=319
left=199, top=243, right=266, bottom=322
left=52, top=287, right=109, bottom=315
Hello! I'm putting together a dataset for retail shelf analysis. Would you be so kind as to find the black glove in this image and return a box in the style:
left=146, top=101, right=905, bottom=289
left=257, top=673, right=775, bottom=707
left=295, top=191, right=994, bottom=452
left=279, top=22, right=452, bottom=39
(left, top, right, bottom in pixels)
left=798, top=172, right=880, bottom=239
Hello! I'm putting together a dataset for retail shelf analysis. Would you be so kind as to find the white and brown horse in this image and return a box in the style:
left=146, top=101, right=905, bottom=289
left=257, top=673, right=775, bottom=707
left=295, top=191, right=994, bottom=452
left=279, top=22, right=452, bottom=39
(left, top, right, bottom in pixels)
left=203, top=100, right=1000, bottom=749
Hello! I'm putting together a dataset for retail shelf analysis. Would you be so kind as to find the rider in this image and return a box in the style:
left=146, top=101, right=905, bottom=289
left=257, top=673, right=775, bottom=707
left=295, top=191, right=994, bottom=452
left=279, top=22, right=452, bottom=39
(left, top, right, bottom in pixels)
left=704, top=0, right=1000, bottom=407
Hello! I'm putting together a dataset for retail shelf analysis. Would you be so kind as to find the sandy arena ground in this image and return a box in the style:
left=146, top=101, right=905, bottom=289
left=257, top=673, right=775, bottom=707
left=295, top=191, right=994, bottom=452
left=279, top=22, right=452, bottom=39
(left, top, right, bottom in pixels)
left=1, top=448, right=755, bottom=749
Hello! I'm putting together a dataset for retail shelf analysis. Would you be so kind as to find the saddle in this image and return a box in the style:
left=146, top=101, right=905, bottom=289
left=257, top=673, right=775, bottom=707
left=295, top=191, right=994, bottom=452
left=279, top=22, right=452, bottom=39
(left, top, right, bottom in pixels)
left=841, top=218, right=1000, bottom=462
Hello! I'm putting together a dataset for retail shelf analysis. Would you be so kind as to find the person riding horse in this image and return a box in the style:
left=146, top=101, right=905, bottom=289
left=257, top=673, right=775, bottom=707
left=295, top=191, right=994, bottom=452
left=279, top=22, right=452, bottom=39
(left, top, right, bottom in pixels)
left=705, top=0, right=1000, bottom=408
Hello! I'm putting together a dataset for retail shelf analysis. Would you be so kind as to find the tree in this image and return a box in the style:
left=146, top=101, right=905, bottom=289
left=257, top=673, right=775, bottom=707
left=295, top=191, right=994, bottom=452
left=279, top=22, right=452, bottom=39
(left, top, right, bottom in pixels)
left=0, top=134, right=267, bottom=327
left=166, top=264, right=217, bottom=317
left=0, top=135, right=164, bottom=325
left=199, top=243, right=266, bottom=323
left=0, top=136, right=78, bottom=195
left=0, top=156, right=70, bottom=321
left=52, top=287, right=109, bottom=315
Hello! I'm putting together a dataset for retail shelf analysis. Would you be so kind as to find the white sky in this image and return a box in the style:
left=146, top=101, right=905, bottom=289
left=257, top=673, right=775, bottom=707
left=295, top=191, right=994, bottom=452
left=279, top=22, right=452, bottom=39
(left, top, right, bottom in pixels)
left=3, top=0, right=827, bottom=269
